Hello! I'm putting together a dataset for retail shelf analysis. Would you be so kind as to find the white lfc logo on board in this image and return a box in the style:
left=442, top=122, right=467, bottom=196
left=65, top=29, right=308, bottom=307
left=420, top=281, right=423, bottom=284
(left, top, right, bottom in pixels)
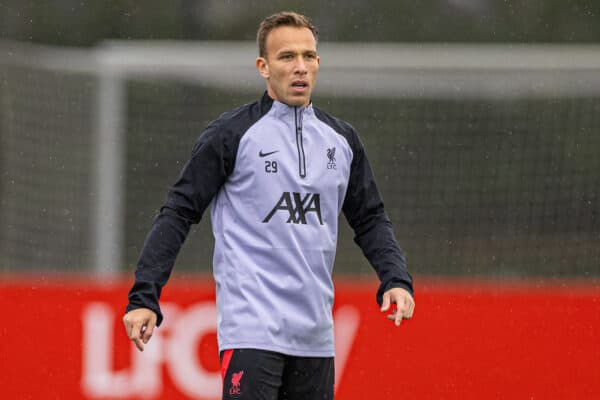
left=81, top=302, right=359, bottom=399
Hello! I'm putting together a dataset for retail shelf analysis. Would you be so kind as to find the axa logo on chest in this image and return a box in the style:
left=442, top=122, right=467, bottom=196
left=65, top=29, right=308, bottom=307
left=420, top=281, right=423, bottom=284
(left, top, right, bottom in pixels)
left=263, top=192, right=323, bottom=225
left=81, top=302, right=360, bottom=399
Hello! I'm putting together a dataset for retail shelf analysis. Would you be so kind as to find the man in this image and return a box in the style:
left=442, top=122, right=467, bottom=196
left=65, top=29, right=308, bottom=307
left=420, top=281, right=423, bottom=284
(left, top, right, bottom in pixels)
left=124, top=11, right=414, bottom=400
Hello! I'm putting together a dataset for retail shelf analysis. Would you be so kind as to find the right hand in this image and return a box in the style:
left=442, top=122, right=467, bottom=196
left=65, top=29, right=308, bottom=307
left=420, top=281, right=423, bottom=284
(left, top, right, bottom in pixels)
left=123, top=308, right=157, bottom=352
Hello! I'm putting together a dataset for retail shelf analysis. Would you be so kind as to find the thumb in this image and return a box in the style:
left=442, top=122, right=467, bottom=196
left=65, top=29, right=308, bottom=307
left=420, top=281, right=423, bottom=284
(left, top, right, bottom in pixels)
left=381, top=292, right=391, bottom=312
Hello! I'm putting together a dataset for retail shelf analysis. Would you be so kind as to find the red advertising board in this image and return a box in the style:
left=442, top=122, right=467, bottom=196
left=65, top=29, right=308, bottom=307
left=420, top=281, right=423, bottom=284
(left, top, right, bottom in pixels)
left=1, top=276, right=599, bottom=399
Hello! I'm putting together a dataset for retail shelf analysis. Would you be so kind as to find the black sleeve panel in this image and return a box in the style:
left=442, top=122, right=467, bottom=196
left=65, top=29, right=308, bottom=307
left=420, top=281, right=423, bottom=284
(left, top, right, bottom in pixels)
left=125, top=207, right=193, bottom=326
left=314, top=108, right=414, bottom=305
left=125, top=123, right=231, bottom=325
left=126, top=95, right=273, bottom=325
left=163, top=120, right=233, bottom=224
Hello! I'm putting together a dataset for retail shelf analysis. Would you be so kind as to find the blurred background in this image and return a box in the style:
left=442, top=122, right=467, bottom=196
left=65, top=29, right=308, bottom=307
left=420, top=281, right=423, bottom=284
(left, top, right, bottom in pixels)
left=3, top=0, right=600, bottom=44
left=1, top=0, right=599, bottom=278
left=2, top=1, right=600, bottom=399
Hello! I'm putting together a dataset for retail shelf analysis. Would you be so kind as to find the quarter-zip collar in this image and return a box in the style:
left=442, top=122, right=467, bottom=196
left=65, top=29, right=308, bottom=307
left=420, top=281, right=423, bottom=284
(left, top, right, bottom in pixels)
left=264, top=92, right=315, bottom=120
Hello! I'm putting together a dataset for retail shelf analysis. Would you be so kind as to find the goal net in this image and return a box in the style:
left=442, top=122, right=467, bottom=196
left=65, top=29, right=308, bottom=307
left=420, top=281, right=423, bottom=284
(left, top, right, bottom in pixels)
left=1, top=41, right=599, bottom=277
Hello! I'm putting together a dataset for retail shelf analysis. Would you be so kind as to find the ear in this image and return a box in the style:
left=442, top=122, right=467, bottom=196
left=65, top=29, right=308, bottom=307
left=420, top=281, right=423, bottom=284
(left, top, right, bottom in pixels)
left=256, top=57, right=270, bottom=79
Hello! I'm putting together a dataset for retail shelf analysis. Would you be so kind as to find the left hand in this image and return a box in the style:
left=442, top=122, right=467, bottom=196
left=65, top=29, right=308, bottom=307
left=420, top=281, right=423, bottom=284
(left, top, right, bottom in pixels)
left=381, top=287, right=415, bottom=327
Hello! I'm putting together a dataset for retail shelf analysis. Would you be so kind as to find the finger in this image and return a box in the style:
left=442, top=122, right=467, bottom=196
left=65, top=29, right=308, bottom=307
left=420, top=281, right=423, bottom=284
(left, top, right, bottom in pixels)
left=142, top=320, right=156, bottom=344
left=384, top=310, right=401, bottom=326
left=122, top=315, right=132, bottom=337
left=397, top=297, right=414, bottom=322
left=405, top=301, right=415, bottom=319
left=403, top=297, right=415, bottom=319
left=389, top=311, right=412, bottom=321
left=394, top=307, right=403, bottom=326
left=129, top=321, right=141, bottom=340
left=129, top=323, right=145, bottom=351
left=133, top=336, right=145, bottom=352
left=381, top=292, right=391, bottom=312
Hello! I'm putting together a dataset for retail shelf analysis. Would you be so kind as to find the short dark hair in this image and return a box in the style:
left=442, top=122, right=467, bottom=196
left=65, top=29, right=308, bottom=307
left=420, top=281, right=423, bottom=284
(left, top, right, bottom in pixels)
left=256, top=11, right=319, bottom=58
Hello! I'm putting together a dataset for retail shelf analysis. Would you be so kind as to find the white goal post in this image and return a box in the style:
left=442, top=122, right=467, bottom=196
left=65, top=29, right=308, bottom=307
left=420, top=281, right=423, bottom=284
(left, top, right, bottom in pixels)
left=1, top=40, right=600, bottom=276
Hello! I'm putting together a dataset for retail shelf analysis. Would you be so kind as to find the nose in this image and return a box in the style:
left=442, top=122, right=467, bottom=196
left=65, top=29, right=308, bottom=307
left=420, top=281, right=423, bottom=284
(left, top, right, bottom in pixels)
left=294, top=56, right=307, bottom=75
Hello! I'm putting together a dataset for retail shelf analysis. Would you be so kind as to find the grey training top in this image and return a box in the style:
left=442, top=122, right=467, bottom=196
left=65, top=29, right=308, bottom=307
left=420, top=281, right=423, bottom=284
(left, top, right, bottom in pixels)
left=127, top=92, right=413, bottom=357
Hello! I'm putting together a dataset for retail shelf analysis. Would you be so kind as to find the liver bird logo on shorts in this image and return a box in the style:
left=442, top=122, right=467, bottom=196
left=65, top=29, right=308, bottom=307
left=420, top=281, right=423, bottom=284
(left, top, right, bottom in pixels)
left=229, top=370, right=244, bottom=395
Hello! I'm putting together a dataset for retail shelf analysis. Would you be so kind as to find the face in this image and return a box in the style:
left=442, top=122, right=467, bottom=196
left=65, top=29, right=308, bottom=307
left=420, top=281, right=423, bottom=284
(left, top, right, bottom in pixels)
left=256, top=26, right=320, bottom=107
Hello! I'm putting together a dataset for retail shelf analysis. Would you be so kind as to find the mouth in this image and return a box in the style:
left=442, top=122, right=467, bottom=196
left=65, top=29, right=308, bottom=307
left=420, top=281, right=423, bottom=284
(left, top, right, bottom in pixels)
left=291, top=80, right=309, bottom=93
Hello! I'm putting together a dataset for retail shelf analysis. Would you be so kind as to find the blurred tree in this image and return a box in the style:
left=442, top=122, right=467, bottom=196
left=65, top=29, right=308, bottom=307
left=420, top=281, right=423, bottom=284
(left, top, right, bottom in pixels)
left=1, top=0, right=599, bottom=45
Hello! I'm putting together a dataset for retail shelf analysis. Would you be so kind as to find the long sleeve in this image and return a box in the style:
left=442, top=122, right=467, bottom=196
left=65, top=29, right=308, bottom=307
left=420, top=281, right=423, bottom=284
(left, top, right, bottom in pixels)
left=126, top=121, right=234, bottom=325
left=342, top=133, right=413, bottom=305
